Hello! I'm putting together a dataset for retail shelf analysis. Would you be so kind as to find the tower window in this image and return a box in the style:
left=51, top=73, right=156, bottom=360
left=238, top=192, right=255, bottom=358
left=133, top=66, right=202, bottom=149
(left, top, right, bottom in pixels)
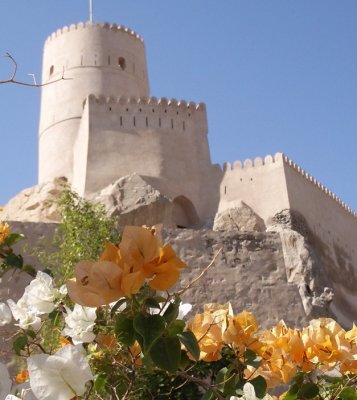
left=108, top=56, right=111, bottom=65
left=49, top=65, right=54, bottom=76
left=118, top=57, right=126, bottom=70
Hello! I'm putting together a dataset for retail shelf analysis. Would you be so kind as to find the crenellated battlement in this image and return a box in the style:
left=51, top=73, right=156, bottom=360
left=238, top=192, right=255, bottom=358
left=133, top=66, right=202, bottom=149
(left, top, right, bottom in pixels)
left=282, top=154, right=357, bottom=218
left=45, top=22, right=144, bottom=44
left=222, top=151, right=356, bottom=218
left=223, top=152, right=284, bottom=172
left=86, top=94, right=206, bottom=113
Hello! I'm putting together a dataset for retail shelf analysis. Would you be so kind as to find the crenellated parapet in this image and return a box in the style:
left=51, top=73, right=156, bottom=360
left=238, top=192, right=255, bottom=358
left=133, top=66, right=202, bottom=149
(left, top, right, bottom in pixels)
left=223, top=152, right=284, bottom=172
left=282, top=154, right=357, bottom=218
left=86, top=94, right=205, bottom=111
left=85, top=94, right=207, bottom=134
left=45, top=21, right=144, bottom=45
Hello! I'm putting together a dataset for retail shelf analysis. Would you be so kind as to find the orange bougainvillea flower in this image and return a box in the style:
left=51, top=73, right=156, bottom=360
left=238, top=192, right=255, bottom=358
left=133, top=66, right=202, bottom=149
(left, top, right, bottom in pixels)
left=67, top=226, right=187, bottom=306
left=301, top=318, right=346, bottom=368
left=0, top=221, right=10, bottom=245
left=143, top=244, right=187, bottom=291
left=67, top=260, right=125, bottom=307
left=16, top=369, right=29, bottom=383
left=188, top=303, right=232, bottom=362
left=223, top=310, right=261, bottom=353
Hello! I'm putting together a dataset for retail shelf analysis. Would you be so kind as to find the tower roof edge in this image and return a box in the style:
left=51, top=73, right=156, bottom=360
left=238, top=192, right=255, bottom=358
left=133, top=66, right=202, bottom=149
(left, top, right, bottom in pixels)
left=44, top=21, right=144, bottom=45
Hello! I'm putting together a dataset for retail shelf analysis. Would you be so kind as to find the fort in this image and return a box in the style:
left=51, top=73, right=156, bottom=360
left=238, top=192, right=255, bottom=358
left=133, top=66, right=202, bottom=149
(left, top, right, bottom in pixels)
left=2, top=20, right=357, bottom=328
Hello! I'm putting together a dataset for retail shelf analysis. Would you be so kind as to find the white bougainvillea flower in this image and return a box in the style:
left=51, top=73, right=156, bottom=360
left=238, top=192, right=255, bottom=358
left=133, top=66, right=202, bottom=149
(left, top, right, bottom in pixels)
left=9, top=382, right=37, bottom=400
left=28, top=344, right=93, bottom=400
left=0, top=362, right=12, bottom=400
left=230, top=383, right=273, bottom=400
left=149, top=301, right=192, bottom=320
left=7, top=298, right=41, bottom=331
left=23, top=271, right=60, bottom=315
left=62, top=304, right=97, bottom=344
left=178, top=303, right=193, bottom=320
left=0, top=302, right=12, bottom=326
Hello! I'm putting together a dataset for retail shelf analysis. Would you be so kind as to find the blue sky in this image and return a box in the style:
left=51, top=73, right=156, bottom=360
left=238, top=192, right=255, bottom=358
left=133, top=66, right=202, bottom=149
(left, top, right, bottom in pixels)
left=0, top=1, right=356, bottom=211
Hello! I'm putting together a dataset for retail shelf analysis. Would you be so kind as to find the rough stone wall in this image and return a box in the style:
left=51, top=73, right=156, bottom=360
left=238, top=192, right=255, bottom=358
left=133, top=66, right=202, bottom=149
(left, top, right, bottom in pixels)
left=0, top=221, right=343, bottom=328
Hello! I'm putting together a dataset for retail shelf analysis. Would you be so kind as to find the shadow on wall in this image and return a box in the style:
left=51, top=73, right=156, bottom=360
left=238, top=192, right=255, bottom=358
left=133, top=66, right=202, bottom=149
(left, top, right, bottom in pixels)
left=173, top=196, right=200, bottom=228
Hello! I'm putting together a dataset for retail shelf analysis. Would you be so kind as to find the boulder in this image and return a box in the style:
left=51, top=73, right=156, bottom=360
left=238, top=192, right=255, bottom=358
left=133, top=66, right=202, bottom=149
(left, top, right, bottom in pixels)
left=2, top=177, right=67, bottom=223
left=90, top=174, right=176, bottom=227
left=213, top=201, right=266, bottom=232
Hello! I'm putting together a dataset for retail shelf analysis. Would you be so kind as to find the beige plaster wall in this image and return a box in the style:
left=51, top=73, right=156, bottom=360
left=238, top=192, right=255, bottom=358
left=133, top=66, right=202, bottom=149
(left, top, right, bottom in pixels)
left=73, top=95, right=218, bottom=223
left=218, top=153, right=290, bottom=223
left=39, top=22, right=149, bottom=184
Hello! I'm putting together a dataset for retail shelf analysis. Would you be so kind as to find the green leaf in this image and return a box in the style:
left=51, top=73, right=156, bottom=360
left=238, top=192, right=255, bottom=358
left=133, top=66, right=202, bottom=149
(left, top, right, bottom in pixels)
left=340, top=387, right=357, bottom=400
left=201, top=391, right=215, bottom=400
left=215, top=367, right=238, bottom=396
left=25, top=330, right=36, bottom=339
left=178, top=331, right=200, bottom=361
left=115, top=315, right=135, bottom=346
left=3, top=233, right=24, bottom=247
left=244, top=349, right=262, bottom=368
left=297, top=382, right=319, bottom=399
left=133, top=314, right=165, bottom=354
left=250, top=375, right=267, bottom=399
left=94, top=374, right=107, bottom=395
left=145, top=298, right=162, bottom=310
left=13, top=335, right=28, bottom=355
left=167, top=319, right=185, bottom=337
left=163, top=301, right=179, bottom=324
left=6, top=252, right=23, bottom=269
left=150, top=336, right=181, bottom=373
left=179, top=350, right=191, bottom=370
left=284, top=383, right=299, bottom=400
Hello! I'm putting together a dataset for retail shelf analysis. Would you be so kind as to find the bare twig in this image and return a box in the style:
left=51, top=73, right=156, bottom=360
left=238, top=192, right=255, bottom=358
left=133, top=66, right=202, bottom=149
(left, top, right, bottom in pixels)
left=176, top=248, right=222, bottom=296
left=0, top=53, right=71, bottom=87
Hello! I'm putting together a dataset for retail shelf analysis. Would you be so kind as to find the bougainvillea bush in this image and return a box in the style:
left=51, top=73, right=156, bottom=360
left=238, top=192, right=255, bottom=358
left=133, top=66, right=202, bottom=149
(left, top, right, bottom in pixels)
left=0, top=213, right=356, bottom=399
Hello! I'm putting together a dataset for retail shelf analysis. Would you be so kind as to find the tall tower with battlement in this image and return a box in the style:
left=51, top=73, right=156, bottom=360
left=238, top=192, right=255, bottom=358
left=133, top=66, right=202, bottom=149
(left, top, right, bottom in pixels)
left=38, top=22, right=221, bottom=224
left=39, top=22, right=149, bottom=184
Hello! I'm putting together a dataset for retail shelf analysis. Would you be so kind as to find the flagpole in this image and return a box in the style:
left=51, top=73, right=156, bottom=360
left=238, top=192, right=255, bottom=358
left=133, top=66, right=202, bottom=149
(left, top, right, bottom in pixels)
left=89, top=0, right=94, bottom=24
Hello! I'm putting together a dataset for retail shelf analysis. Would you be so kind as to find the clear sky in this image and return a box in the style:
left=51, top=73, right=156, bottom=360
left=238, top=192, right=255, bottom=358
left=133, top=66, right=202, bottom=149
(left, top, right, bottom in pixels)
left=0, top=1, right=356, bottom=212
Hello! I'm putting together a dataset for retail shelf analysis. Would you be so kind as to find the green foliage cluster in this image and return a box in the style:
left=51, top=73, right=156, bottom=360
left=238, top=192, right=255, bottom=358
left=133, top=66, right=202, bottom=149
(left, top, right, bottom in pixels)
left=39, top=185, right=120, bottom=282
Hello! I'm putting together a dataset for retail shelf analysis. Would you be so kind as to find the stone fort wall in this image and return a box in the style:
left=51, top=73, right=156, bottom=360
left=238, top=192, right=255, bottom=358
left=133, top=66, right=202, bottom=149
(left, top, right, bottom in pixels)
left=219, top=152, right=357, bottom=326
left=72, top=94, right=221, bottom=222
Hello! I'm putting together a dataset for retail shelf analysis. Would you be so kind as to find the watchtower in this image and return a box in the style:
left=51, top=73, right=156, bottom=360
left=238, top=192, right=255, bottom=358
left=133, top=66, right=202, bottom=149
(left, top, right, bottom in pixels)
left=38, top=22, right=221, bottom=224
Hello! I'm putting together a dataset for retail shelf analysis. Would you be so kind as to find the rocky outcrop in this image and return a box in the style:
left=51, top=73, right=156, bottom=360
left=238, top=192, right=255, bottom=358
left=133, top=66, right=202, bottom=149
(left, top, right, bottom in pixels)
left=2, top=221, right=343, bottom=329
left=2, top=178, right=67, bottom=223
left=89, top=174, right=176, bottom=227
left=3, top=174, right=177, bottom=228
left=213, top=201, right=266, bottom=232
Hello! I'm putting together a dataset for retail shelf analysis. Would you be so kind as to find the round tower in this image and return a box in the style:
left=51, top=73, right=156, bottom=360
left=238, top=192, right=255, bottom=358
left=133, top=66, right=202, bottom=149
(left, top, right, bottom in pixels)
left=38, top=22, right=149, bottom=183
